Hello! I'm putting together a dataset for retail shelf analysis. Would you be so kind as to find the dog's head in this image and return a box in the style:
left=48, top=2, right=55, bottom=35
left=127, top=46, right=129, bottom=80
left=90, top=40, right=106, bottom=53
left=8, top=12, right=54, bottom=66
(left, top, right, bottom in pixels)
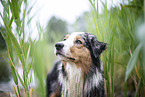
left=55, top=32, right=107, bottom=64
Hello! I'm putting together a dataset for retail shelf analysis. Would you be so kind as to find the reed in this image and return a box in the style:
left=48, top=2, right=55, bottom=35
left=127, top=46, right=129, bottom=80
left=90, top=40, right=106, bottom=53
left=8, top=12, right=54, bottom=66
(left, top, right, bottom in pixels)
left=0, top=0, right=46, bottom=97
left=88, top=0, right=145, bottom=96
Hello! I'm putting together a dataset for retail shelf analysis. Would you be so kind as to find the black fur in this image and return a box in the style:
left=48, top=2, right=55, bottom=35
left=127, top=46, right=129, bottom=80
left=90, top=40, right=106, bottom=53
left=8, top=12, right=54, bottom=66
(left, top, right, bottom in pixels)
left=46, top=33, right=107, bottom=97
left=46, top=60, right=61, bottom=97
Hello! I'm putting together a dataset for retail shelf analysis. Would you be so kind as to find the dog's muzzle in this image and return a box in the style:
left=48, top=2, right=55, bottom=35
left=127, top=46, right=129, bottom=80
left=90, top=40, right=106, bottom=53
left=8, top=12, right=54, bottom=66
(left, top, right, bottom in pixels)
left=55, top=43, right=75, bottom=61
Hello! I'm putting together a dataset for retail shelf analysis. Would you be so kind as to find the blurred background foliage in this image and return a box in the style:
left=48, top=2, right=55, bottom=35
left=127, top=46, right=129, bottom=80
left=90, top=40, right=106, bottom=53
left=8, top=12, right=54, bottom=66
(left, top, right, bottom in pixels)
left=0, top=0, right=145, bottom=97
left=46, top=16, right=68, bottom=43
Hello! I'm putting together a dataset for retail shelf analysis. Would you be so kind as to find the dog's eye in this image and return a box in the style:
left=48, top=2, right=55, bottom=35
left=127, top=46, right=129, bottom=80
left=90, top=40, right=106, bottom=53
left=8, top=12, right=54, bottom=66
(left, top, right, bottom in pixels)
left=75, top=39, right=82, bottom=44
left=63, top=38, right=67, bottom=41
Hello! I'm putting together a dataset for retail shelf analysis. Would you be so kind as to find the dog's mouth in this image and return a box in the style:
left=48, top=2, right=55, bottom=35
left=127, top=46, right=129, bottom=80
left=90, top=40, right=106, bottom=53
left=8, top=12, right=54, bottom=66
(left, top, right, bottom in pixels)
left=56, top=52, right=75, bottom=61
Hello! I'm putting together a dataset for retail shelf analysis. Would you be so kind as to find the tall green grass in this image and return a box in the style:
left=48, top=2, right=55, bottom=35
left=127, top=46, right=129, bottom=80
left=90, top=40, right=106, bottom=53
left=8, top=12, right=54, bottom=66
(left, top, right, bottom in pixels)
left=88, top=0, right=145, bottom=96
left=0, top=0, right=46, bottom=97
left=1, top=0, right=31, bottom=96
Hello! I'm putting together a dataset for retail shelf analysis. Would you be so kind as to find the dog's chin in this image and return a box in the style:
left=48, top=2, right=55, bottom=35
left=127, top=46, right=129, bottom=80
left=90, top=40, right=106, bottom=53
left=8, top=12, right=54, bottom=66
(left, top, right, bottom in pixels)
left=56, top=52, right=75, bottom=62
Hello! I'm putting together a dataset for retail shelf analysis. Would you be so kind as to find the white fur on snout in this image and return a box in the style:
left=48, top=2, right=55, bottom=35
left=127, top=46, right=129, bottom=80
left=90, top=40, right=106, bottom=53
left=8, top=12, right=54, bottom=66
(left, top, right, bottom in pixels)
left=55, top=32, right=85, bottom=59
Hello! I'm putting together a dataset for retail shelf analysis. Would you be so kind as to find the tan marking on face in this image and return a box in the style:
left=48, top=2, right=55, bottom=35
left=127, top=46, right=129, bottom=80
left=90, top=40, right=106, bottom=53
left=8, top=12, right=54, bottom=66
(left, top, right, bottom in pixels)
left=74, top=35, right=84, bottom=44
left=63, top=34, right=69, bottom=40
left=70, top=35, right=84, bottom=53
left=70, top=38, right=92, bottom=77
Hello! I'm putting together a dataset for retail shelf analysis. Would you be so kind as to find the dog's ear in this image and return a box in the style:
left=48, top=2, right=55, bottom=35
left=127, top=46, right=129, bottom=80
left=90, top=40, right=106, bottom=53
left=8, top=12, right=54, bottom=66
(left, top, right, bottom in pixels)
left=87, top=34, right=107, bottom=58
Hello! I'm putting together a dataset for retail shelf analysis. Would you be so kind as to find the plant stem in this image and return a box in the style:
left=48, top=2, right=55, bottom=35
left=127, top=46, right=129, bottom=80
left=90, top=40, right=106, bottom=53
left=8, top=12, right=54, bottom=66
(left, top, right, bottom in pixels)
left=144, top=0, right=145, bottom=22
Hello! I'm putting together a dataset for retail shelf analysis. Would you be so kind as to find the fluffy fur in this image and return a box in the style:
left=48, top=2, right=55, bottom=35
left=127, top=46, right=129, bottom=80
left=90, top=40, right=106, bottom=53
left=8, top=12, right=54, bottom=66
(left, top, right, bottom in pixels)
left=47, top=32, right=107, bottom=97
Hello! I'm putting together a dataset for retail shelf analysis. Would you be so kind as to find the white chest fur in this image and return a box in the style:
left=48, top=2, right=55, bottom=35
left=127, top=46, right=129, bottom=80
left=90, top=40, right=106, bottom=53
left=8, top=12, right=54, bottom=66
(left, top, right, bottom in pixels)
left=58, top=62, right=103, bottom=97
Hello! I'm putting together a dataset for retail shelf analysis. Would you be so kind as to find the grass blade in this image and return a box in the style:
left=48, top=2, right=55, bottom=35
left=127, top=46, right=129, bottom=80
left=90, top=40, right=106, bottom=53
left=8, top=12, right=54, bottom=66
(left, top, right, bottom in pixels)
left=13, top=86, right=18, bottom=97
left=124, top=82, right=127, bottom=97
left=125, top=43, right=143, bottom=82
left=9, top=16, right=14, bottom=27
left=8, top=52, right=18, bottom=85
left=135, top=78, right=141, bottom=97
left=111, top=43, right=114, bottom=97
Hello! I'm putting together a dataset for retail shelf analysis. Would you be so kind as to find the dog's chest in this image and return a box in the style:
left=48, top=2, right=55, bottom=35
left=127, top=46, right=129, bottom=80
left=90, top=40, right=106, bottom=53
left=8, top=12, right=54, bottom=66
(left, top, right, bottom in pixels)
left=58, top=63, right=84, bottom=97
left=58, top=62, right=103, bottom=97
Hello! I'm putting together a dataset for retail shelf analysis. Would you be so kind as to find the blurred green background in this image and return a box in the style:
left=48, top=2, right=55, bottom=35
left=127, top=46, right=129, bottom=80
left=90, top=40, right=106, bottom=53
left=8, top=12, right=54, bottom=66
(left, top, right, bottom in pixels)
left=0, top=0, right=145, bottom=97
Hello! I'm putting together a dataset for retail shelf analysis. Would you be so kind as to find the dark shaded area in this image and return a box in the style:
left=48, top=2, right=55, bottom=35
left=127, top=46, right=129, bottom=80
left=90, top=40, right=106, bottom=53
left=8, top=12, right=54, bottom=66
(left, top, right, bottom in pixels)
left=0, top=26, right=10, bottom=82
left=0, top=58, right=11, bottom=82
left=0, top=27, right=6, bottom=50
left=0, top=91, right=9, bottom=97
left=47, top=60, right=61, bottom=97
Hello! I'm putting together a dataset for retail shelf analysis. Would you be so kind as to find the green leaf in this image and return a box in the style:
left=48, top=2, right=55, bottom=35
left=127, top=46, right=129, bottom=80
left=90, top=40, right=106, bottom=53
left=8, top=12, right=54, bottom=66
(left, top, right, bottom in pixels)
left=27, top=15, right=35, bottom=25
left=8, top=49, right=18, bottom=85
left=16, top=69, right=27, bottom=90
left=10, top=65, right=18, bottom=85
left=27, top=5, right=34, bottom=15
left=125, top=43, right=143, bottom=82
left=21, top=4, right=27, bottom=44
left=27, top=61, right=33, bottom=75
left=16, top=85, right=21, bottom=97
left=9, top=16, right=14, bottom=27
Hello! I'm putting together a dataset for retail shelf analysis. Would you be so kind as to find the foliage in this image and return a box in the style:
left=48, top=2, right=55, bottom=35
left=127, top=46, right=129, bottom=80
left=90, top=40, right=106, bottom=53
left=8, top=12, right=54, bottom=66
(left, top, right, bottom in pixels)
left=0, top=0, right=45, bottom=97
left=88, top=0, right=145, bottom=96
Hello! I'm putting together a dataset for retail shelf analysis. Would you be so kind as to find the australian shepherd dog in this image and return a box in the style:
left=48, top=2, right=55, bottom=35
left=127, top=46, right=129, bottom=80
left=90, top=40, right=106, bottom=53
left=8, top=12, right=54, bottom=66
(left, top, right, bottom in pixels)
left=47, top=32, right=107, bottom=97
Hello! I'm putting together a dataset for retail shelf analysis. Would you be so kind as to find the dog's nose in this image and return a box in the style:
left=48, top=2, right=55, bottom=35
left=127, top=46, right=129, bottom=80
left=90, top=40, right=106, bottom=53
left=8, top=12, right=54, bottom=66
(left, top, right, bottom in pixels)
left=55, top=43, right=64, bottom=50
